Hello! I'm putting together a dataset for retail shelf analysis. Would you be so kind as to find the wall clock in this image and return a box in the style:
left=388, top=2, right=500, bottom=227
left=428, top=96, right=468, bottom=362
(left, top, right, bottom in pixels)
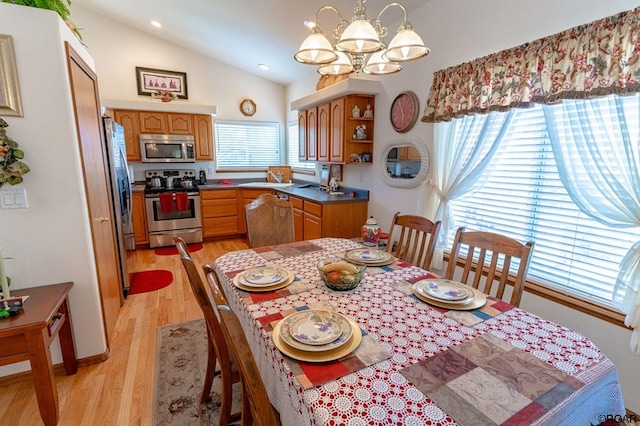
left=390, top=91, right=419, bottom=133
left=240, top=99, right=256, bottom=116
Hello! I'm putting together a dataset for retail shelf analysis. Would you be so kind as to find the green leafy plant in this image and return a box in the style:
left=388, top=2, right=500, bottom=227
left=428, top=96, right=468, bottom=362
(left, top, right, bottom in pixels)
left=2, top=0, right=82, bottom=40
left=0, top=118, right=30, bottom=187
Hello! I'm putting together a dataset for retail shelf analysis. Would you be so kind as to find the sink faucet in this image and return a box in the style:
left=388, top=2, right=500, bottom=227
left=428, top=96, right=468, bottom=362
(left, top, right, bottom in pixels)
left=267, top=170, right=283, bottom=183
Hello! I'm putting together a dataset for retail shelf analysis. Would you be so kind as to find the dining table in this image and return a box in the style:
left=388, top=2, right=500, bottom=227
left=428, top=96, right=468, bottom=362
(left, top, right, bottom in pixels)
left=213, top=237, right=626, bottom=426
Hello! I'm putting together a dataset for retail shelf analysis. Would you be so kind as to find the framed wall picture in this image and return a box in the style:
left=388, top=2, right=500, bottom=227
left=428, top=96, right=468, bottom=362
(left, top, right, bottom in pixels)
left=135, top=66, right=188, bottom=99
left=0, top=34, right=23, bottom=117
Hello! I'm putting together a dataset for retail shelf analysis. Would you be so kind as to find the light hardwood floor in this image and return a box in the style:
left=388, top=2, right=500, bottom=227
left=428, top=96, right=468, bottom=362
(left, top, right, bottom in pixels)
left=0, top=238, right=248, bottom=426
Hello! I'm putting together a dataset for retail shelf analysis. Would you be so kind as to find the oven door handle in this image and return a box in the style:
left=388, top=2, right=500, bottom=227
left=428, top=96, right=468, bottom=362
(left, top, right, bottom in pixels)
left=149, top=228, right=201, bottom=235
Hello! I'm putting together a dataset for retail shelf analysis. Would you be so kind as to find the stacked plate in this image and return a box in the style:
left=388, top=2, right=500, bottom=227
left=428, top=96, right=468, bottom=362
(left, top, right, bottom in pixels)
left=273, top=309, right=363, bottom=362
left=344, top=248, right=395, bottom=266
left=232, top=265, right=295, bottom=292
left=412, top=279, right=486, bottom=310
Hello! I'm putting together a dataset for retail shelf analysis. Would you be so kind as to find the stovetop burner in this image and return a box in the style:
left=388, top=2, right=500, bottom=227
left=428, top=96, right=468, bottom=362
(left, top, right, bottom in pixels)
left=144, top=169, right=200, bottom=195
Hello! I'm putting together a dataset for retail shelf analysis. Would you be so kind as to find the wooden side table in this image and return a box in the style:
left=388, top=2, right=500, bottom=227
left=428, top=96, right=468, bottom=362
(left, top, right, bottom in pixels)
left=0, top=282, right=77, bottom=426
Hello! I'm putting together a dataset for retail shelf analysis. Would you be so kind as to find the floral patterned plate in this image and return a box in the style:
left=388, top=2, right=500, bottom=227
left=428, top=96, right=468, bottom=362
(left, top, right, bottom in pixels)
left=273, top=315, right=362, bottom=362
left=286, top=310, right=344, bottom=346
left=416, top=279, right=471, bottom=301
left=345, top=248, right=392, bottom=264
left=233, top=268, right=295, bottom=292
left=279, top=310, right=353, bottom=352
left=412, top=282, right=486, bottom=311
left=240, top=265, right=289, bottom=286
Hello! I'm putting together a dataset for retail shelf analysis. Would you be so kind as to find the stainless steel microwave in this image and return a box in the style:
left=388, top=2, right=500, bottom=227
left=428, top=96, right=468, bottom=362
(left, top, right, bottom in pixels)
left=139, top=134, right=196, bottom=163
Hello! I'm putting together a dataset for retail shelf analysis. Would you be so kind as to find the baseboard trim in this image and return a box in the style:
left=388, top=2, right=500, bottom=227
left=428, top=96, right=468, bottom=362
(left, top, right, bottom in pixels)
left=0, top=350, right=110, bottom=385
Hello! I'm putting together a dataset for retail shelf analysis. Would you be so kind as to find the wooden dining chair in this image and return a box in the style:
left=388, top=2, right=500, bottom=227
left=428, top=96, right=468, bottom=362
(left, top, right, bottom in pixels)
left=203, top=265, right=281, bottom=426
left=174, top=237, right=241, bottom=426
left=245, top=194, right=295, bottom=248
left=385, top=212, right=442, bottom=269
left=445, top=227, right=535, bottom=307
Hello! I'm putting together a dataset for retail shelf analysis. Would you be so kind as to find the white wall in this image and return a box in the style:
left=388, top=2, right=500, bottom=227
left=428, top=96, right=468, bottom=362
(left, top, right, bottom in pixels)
left=0, top=3, right=108, bottom=375
left=70, top=5, right=288, bottom=184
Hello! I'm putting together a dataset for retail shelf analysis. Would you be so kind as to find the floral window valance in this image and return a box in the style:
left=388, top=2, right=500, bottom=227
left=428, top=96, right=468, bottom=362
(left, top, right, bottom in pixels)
left=422, top=7, right=640, bottom=123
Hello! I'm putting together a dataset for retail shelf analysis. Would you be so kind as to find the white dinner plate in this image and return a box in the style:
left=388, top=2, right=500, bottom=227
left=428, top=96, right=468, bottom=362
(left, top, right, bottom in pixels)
left=412, top=282, right=486, bottom=310
left=415, top=279, right=471, bottom=301
left=345, top=248, right=392, bottom=264
left=280, top=310, right=353, bottom=351
left=241, top=265, right=289, bottom=286
left=232, top=268, right=295, bottom=293
left=287, top=310, right=343, bottom=345
left=273, top=315, right=362, bottom=362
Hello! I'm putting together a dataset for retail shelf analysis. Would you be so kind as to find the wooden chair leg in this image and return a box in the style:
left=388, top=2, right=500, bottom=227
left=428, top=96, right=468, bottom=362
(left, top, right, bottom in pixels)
left=201, top=336, right=216, bottom=403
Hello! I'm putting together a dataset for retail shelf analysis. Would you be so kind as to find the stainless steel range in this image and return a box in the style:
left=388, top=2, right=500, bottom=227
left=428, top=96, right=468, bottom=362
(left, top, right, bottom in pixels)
left=144, top=169, right=202, bottom=248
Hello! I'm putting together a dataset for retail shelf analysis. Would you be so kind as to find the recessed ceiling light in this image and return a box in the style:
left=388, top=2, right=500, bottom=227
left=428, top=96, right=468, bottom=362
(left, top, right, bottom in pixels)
left=258, top=63, right=269, bottom=71
left=151, top=20, right=162, bottom=28
left=303, top=20, right=316, bottom=30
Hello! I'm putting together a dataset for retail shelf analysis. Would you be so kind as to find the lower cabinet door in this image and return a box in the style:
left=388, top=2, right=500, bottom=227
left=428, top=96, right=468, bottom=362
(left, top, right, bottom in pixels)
left=303, top=212, right=322, bottom=240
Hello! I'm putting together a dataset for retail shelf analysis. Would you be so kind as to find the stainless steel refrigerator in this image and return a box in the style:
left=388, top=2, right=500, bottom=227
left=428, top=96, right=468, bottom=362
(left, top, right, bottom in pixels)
left=103, top=117, right=135, bottom=297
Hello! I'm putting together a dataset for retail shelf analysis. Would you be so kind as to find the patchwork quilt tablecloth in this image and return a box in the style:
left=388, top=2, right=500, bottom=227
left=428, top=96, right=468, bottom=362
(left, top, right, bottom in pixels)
left=213, top=238, right=625, bottom=426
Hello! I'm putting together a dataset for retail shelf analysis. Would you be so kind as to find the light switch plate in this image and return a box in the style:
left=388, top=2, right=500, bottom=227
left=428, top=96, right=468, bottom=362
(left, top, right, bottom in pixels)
left=0, top=189, right=28, bottom=209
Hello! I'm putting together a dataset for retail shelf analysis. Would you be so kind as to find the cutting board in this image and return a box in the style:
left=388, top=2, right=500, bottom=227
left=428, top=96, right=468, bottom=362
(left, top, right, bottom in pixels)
left=267, top=166, right=292, bottom=183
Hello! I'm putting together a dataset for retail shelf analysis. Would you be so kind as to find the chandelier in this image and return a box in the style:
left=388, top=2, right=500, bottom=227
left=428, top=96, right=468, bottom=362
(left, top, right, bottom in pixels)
left=294, top=0, right=429, bottom=75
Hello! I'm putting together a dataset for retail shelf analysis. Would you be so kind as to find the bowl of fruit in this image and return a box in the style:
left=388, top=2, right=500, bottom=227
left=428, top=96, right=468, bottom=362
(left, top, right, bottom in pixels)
left=317, top=258, right=367, bottom=291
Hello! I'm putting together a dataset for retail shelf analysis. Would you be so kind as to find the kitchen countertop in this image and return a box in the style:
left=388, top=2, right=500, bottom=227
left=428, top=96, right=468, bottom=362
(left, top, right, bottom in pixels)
left=132, top=180, right=369, bottom=204
left=200, top=181, right=369, bottom=204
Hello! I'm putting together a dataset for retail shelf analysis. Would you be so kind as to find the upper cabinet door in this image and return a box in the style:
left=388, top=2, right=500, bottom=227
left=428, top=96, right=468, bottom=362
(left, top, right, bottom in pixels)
left=307, top=106, right=318, bottom=161
left=317, top=103, right=330, bottom=162
left=139, top=112, right=167, bottom=133
left=298, top=110, right=307, bottom=160
left=329, top=98, right=345, bottom=163
left=194, top=114, right=214, bottom=161
left=167, top=113, right=193, bottom=134
left=113, top=110, right=141, bottom=162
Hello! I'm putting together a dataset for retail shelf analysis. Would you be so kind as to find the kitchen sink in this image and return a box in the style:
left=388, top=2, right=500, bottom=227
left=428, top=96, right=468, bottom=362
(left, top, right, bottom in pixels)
left=237, top=182, right=295, bottom=188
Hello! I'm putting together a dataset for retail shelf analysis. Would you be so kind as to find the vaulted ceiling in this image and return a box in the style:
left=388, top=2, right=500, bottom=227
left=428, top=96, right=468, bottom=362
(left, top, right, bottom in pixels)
left=76, top=0, right=429, bottom=85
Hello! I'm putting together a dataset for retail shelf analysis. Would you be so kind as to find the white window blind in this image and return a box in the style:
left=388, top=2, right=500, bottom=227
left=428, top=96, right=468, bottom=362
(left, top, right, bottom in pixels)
left=287, top=120, right=315, bottom=170
left=214, top=120, right=280, bottom=169
left=449, top=103, right=640, bottom=307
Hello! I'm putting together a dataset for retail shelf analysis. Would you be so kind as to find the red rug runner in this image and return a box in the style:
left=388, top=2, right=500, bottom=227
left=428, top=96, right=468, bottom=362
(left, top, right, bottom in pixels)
left=129, top=270, right=173, bottom=294
left=154, top=243, right=203, bottom=256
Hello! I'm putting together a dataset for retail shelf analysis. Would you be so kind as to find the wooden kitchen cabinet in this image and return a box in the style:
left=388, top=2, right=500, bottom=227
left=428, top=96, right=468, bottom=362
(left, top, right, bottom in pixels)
left=289, top=195, right=304, bottom=241
left=399, top=146, right=420, bottom=160
left=131, top=192, right=149, bottom=245
left=167, top=113, right=192, bottom=134
left=297, top=110, right=307, bottom=161
left=201, top=189, right=239, bottom=237
left=112, top=109, right=214, bottom=161
left=303, top=200, right=323, bottom=240
left=307, top=107, right=318, bottom=161
left=317, top=103, right=330, bottom=162
left=139, top=111, right=167, bottom=133
left=304, top=94, right=375, bottom=165
left=194, top=114, right=214, bottom=160
left=113, top=110, right=141, bottom=162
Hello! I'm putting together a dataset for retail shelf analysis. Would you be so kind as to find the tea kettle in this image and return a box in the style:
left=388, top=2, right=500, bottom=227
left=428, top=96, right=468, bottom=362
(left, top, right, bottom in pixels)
left=165, top=176, right=177, bottom=189
left=149, top=176, right=163, bottom=188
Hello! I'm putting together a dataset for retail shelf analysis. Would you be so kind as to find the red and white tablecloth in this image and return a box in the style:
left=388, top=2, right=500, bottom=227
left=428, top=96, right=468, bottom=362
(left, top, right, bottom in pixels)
left=213, top=238, right=625, bottom=426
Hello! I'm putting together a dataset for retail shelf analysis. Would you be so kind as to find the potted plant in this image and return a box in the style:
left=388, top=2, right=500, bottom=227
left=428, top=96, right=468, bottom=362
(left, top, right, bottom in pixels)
left=0, top=118, right=30, bottom=187
left=1, top=0, right=82, bottom=40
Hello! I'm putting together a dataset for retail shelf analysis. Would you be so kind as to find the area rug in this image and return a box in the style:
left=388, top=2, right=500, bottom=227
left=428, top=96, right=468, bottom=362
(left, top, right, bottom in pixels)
left=154, top=243, right=203, bottom=256
left=154, top=319, right=242, bottom=425
left=129, top=270, right=173, bottom=294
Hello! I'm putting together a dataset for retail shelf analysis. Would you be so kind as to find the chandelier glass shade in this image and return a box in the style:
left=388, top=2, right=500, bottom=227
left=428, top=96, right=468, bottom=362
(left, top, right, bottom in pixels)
left=294, top=0, right=429, bottom=76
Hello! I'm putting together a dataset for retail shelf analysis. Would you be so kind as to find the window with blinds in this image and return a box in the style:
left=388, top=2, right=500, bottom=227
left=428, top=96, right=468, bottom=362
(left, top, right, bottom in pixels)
left=214, top=120, right=281, bottom=169
left=449, top=103, right=640, bottom=307
left=287, top=120, right=315, bottom=171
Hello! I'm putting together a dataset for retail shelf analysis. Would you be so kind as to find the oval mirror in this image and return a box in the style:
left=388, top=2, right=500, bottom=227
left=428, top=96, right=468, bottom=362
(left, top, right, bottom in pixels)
left=379, top=138, right=430, bottom=188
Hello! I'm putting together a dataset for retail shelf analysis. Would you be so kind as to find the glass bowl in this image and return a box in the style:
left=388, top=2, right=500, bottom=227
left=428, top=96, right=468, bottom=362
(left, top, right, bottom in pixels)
left=317, top=258, right=367, bottom=291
